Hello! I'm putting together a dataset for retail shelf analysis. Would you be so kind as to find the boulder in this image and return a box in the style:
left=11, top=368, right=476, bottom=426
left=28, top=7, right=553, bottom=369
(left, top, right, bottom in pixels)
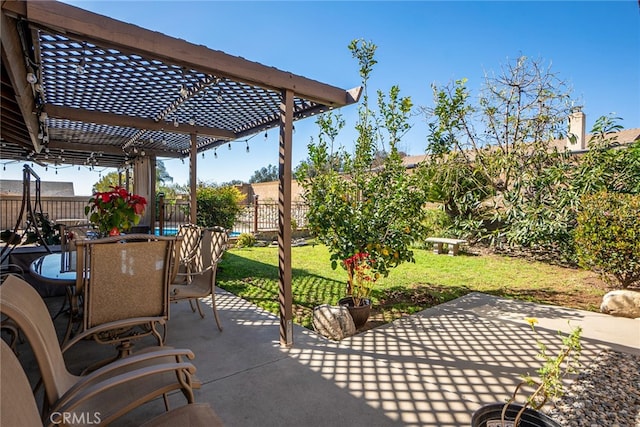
left=600, top=290, right=640, bottom=319
left=313, top=304, right=356, bottom=340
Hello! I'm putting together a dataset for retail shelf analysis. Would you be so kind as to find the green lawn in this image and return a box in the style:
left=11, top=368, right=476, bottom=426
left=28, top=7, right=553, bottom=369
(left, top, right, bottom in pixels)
left=216, top=243, right=606, bottom=329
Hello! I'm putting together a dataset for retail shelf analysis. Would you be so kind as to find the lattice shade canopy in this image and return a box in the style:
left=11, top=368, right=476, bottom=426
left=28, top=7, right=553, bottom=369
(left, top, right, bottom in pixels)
left=1, top=0, right=360, bottom=169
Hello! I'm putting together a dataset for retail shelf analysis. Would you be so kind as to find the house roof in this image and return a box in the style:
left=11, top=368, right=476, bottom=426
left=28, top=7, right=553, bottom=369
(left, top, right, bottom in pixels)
left=1, top=0, right=360, bottom=169
left=401, top=127, right=640, bottom=168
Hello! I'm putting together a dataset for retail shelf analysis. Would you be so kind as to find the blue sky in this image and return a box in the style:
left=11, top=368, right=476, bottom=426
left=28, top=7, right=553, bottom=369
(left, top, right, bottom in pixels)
left=3, top=1, right=639, bottom=195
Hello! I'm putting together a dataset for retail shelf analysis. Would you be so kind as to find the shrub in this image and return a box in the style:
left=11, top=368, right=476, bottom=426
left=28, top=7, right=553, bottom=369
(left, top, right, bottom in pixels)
left=575, top=191, right=640, bottom=288
left=236, top=233, right=256, bottom=248
left=195, top=185, right=245, bottom=230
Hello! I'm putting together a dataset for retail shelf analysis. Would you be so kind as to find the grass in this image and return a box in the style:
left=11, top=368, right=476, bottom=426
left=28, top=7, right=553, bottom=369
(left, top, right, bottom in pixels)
left=216, top=243, right=608, bottom=330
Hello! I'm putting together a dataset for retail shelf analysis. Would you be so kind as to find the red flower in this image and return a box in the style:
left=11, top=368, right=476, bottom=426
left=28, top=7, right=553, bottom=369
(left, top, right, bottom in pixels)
left=109, top=226, right=120, bottom=236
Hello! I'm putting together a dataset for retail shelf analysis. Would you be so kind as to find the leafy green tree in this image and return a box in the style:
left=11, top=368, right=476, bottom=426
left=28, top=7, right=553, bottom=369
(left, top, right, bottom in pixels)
left=298, top=39, right=426, bottom=293
left=156, top=160, right=173, bottom=186
left=420, top=56, right=577, bottom=254
left=249, top=165, right=278, bottom=183
left=195, top=184, right=246, bottom=230
left=92, top=171, right=123, bottom=193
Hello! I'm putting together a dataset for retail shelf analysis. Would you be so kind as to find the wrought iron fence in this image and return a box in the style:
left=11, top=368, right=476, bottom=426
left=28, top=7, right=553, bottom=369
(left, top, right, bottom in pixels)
left=1, top=196, right=310, bottom=236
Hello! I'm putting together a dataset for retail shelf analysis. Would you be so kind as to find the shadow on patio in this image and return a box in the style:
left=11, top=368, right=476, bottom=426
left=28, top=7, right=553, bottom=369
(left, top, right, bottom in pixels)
left=10, top=288, right=640, bottom=426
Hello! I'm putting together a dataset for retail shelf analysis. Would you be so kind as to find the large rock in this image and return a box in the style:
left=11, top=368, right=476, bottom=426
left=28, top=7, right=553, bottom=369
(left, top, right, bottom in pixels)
left=313, top=304, right=356, bottom=340
left=600, top=290, right=640, bottom=319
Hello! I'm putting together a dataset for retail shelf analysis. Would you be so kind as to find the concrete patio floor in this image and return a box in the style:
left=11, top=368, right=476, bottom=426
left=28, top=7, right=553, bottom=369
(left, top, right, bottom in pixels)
left=19, top=288, right=640, bottom=426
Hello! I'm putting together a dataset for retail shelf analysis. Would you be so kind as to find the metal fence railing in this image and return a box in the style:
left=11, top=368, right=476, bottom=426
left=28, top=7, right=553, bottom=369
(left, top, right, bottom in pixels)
left=1, top=196, right=309, bottom=236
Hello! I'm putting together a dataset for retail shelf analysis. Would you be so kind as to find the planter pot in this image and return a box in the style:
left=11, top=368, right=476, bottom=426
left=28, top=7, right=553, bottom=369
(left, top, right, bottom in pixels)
left=338, top=297, right=371, bottom=329
left=471, top=403, right=560, bottom=427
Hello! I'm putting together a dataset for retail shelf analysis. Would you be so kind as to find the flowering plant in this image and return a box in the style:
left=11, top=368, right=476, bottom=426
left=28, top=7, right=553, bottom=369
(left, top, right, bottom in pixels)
left=85, top=186, right=147, bottom=236
left=344, top=252, right=378, bottom=307
left=503, top=318, right=582, bottom=424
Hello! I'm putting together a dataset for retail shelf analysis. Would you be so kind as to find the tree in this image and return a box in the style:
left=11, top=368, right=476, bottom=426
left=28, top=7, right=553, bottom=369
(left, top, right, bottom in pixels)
left=420, top=56, right=576, bottom=253
left=195, top=183, right=246, bottom=230
left=249, top=165, right=278, bottom=183
left=298, top=39, right=426, bottom=292
left=92, top=172, right=123, bottom=193
left=92, top=160, right=175, bottom=195
left=156, top=160, right=173, bottom=186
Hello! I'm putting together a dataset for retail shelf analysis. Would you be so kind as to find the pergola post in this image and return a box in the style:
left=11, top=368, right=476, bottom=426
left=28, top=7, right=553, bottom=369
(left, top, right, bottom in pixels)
left=189, top=133, right=198, bottom=224
left=278, top=90, right=294, bottom=347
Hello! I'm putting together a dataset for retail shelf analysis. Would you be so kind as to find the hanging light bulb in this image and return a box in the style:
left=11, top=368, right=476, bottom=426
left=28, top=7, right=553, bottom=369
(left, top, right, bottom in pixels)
left=264, top=131, right=268, bottom=141
left=189, top=117, right=195, bottom=126
left=216, top=92, right=223, bottom=103
left=228, top=142, right=231, bottom=150
left=75, top=57, right=86, bottom=74
left=179, top=84, right=188, bottom=98
left=173, top=117, right=179, bottom=127
left=2, top=165, right=5, bottom=171
left=246, top=141, right=250, bottom=153
left=202, top=152, right=205, bottom=159
left=78, top=166, right=81, bottom=171
left=214, top=149, right=217, bottom=159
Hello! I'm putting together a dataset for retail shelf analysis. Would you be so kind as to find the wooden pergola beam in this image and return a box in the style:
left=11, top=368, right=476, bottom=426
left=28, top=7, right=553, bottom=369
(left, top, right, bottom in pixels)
left=0, top=11, right=42, bottom=152
left=45, top=105, right=237, bottom=141
left=3, top=0, right=357, bottom=108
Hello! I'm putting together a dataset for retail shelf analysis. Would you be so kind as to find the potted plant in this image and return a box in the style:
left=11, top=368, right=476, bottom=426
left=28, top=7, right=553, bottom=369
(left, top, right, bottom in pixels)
left=85, top=186, right=147, bottom=237
left=472, top=318, right=582, bottom=427
left=338, top=252, right=377, bottom=328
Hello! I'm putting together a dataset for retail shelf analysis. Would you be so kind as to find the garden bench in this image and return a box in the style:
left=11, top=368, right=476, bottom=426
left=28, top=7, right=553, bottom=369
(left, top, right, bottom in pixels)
left=425, top=237, right=467, bottom=256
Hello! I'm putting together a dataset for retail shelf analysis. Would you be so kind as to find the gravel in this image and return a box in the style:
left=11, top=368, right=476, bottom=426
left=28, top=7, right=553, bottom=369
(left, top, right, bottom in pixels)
left=546, top=349, right=640, bottom=427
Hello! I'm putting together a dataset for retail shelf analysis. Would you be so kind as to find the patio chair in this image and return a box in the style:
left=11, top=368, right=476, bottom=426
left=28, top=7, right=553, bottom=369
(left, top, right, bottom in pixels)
left=0, top=337, right=224, bottom=427
left=0, top=263, right=24, bottom=350
left=170, top=227, right=228, bottom=331
left=0, top=274, right=207, bottom=424
left=66, top=234, right=181, bottom=367
left=172, top=223, right=203, bottom=284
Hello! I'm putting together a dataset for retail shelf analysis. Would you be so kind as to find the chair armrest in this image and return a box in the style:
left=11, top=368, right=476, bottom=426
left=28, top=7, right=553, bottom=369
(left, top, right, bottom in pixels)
left=48, top=362, right=197, bottom=426
left=59, top=347, right=198, bottom=401
left=61, top=317, right=167, bottom=353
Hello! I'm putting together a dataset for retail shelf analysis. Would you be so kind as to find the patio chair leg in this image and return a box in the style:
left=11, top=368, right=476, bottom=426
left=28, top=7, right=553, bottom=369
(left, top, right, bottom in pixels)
left=194, top=299, right=205, bottom=319
left=188, top=299, right=197, bottom=313
left=211, top=293, right=222, bottom=332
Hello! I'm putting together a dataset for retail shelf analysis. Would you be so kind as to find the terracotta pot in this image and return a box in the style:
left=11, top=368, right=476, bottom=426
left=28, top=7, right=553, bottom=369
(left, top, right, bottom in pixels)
left=471, top=403, right=560, bottom=427
left=338, top=296, right=371, bottom=329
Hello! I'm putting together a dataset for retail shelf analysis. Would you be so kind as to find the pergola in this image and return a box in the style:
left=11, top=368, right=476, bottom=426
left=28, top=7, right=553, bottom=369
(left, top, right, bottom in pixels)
left=1, top=0, right=361, bottom=346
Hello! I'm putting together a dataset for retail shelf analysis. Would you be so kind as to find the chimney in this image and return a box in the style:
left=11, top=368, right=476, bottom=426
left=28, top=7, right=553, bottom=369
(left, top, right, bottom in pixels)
left=567, top=108, right=586, bottom=151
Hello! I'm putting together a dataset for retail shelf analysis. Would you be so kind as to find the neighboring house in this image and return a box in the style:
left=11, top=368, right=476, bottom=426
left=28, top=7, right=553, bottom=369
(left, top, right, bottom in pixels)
left=0, top=180, right=75, bottom=197
left=402, top=111, right=640, bottom=169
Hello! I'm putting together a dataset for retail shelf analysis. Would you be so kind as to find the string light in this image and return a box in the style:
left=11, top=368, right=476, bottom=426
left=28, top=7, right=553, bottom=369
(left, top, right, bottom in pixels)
left=264, top=131, right=268, bottom=141
left=246, top=141, right=250, bottom=153
left=228, top=142, right=231, bottom=150
left=214, top=149, right=217, bottom=159
left=202, top=152, right=205, bottom=159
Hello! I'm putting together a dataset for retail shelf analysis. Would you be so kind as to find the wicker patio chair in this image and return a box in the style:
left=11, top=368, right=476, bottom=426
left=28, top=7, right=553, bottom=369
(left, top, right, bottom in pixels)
left=170, top=227, right=228, bottom=331
left=65, top=234, right=181, bottom=367
left=0, top=274, right=208, bottom=424
left=172, top=223, right=203, bottom=284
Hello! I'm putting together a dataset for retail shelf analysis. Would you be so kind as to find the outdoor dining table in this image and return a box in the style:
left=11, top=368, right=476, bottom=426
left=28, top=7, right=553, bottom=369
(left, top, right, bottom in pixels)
left=30, top=252, right=76, bottom=285
left=30, top=252, right=77, bottom=320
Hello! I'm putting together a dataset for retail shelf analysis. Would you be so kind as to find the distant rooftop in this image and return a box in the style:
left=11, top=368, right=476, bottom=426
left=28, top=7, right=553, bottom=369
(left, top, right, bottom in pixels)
left=0, top=180, right=75, bottom=197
